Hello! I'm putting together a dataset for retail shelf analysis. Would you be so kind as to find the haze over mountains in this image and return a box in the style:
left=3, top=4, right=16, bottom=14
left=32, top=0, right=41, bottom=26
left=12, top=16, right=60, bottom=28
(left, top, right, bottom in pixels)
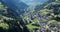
left=0, top=0, right=49, bottom=15
left=0, top=0, right=60, bottom=32
left=21, top=0, right=48, bottom=6
left=2, top=0, right=47, bottom=10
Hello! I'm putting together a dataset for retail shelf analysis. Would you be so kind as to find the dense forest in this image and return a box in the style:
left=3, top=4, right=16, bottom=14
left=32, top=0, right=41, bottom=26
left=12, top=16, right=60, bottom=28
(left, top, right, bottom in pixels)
left=0, top=0, right=60, bottom=32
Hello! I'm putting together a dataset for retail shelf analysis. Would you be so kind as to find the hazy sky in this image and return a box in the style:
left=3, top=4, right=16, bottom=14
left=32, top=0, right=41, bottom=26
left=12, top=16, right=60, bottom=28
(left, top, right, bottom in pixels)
left=21, top=0, right=48, bottom=5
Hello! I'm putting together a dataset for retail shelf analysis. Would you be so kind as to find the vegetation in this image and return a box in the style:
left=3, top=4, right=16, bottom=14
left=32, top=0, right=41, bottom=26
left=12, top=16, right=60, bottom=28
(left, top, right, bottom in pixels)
left=0, top=2, right=29, bottom=32
left=0, top=0, right=60, bottom=32
left=23, top=0, right=60, bottom=32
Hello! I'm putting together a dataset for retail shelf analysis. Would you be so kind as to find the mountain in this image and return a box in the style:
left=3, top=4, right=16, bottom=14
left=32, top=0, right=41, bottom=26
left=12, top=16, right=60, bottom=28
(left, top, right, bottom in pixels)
left=0, top=0, right=60, bottom=32
left=0, top=1, right=30, bottom=32
left=17, top=2, right=29, bottom=15
left=0, top=0, right=50, bottom=15
left=34, top=0, right=55, bottom=11
left=1, top=0, right=29, bottom=15
left=22, top=0, right=60, bottom=32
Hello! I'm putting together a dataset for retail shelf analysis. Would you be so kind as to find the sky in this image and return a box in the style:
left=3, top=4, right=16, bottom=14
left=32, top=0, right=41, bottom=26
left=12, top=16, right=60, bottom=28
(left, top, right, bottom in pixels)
left=21, top=0, right=48, bottom=6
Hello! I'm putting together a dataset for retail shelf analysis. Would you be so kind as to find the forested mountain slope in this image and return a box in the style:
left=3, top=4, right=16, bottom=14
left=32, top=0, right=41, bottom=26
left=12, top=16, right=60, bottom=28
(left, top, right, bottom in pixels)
left=0, top=1, right=29, bottom=32
left=0, top=0, right=60, bottom=32
left=22, top=0, right=60, bottom=32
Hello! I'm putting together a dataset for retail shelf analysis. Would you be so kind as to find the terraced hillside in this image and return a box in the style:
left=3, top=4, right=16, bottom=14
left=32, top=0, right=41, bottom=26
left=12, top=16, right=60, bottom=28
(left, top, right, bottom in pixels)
left=0, top=0, right=60, bottom=32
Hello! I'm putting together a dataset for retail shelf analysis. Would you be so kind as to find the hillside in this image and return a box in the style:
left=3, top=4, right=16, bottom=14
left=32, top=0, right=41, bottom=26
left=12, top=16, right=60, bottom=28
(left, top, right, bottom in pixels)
left=22, top=0, right=60, bottom=32
left=0, top=0, right=60, bottom=32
